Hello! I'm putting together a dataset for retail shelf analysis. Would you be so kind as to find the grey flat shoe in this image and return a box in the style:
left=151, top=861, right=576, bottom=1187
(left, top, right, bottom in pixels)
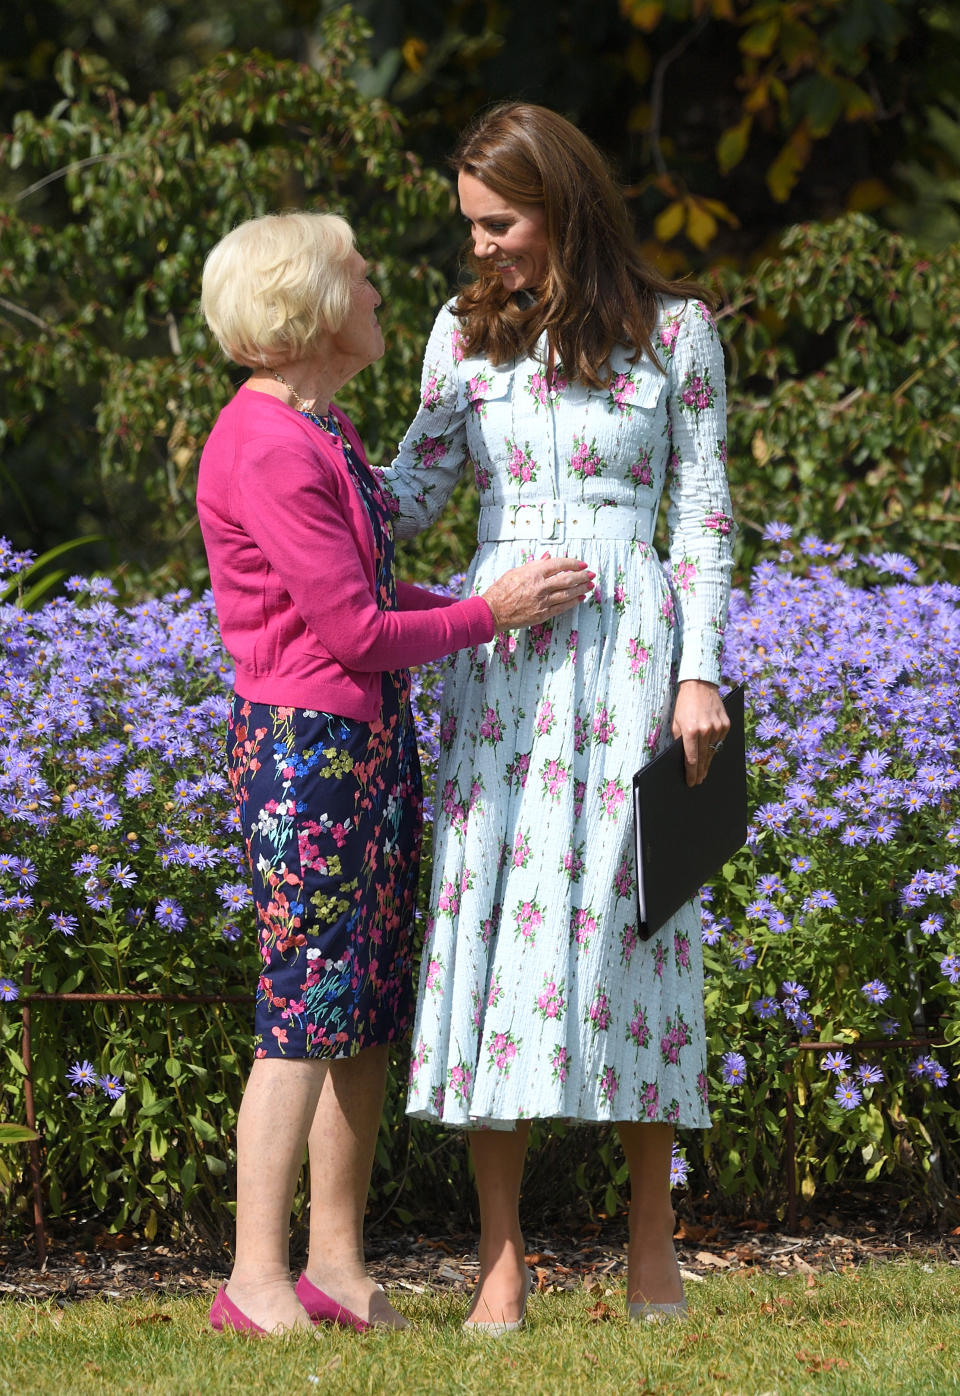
left=628, top=1298, right=688, bottom=1323
left=462, top=1268, right=533, bottom=1336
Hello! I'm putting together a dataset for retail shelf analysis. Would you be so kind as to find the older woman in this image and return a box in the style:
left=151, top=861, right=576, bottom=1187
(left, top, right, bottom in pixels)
left=196, top=210, right=592, bottom=1335
left=379, top=104, right=735, bottom=1330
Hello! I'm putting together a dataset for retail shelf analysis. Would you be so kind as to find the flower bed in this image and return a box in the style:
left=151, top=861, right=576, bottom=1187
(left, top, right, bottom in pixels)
left=0, top=532, right=957, bottom=1233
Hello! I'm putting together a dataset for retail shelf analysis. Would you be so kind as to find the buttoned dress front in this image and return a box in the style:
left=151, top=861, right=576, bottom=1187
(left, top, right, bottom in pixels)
left=377, top=295, right=734, bottom=1129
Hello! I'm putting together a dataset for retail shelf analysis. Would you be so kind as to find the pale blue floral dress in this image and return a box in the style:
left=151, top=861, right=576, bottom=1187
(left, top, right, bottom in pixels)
left=377, top=295, right=734, bottom=1128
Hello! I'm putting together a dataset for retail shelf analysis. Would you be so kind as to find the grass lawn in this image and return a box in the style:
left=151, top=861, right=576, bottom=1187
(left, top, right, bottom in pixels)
left=1, top=1261, right=957, bottom=1395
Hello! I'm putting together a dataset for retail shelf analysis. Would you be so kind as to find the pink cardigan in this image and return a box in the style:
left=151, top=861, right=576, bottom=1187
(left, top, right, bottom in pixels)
left=196, top=386, right=494, bottom=719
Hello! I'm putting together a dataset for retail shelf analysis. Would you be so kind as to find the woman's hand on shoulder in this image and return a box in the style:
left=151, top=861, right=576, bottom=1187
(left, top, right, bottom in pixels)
left=482, top=556, right=593, bottom=632
left=671, top=679, right=730, bottom=788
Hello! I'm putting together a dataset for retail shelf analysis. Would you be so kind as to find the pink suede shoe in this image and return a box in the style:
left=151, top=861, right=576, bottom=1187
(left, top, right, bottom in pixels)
left=209, top=1285, right=266, bottom=1335
left=295, top=1272, right=371, bottom=1332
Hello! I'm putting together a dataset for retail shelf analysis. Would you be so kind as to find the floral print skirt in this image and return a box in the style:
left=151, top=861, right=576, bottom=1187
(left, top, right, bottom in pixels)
left=227, top=670, right=421, bottom=1059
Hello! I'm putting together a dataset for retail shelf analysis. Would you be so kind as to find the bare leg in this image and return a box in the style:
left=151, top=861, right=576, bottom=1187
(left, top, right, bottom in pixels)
left=463, top=1123, right=531, bottom=1326
left=226, top=1057, right=326, bottom=1333
left=303, top=1043, right=407, bottom=1327
left=616, top=1121, right=684, bottom=1305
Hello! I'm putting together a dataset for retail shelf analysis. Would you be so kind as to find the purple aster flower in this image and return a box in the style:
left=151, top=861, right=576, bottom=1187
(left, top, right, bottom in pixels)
left=880, top=1017, right=900, bottom=1037
left=756, top=873, right=784, bottom=896
left=805, top=889, right=838, bottom=911
left=782, top=981, right=809, bottom=1001
left=766, top=911, right=792, bottom=934
left=669, top=1145, right=689, bottom=1188
left=66, top=1060, right=97, bottom=1086
left=834, top=1080, right=862, bottom=1110
left=762, top=521, right=793, bottom=542
left=870, top=815, right=900, bottom=844
left=98, top=1074, right=125, bottom=1100
left=920, top=913, right=944, bottom=935
left=722, top=1052, right=747, bottom=1085
left=940, top=954, right=960, bottom=985
left=701, top=924, right=722, bottom=946
left=17, top=858, right=37, bottom=887
left=0, top=977, right=19, bottom=1002
left=155, top=897, right=187, bottom=932
left=71, top=853, right=100, bottom=877
left=109, top=862, right=137, bottom=888
left=927, top=1060, right=950, bottom=1089
left=731, top=942, right=757, bottom=970
left=856, top=1063, right=884, bottom=1085
left=123, top=768, right=154, bottom=797
left=216, top=883, right=251, bottom=911
left=860, top=979, right=890, bottom=1005
left=908, top=1055, right=931, bottom=1079
left=48, top=911, right=78, bottom=937
left=821, top=1051, right=852, bottom=1075
left=793, top=1011, right=815, bottom=1035
left=790, top=855, right=812, bottom=873
left=859, top=748, right=891, bottom=777
left=220, top=923, right=243, bottom=943
left=752, top=996, right=779, bottom=1020
left=745, top=898, right=770, bottom=920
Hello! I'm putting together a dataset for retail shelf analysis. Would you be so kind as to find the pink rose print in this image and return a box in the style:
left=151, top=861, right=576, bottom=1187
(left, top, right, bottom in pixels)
left=592, top=702, right=616, bottom=746
left=628, top=636, right=649, bottom=679
left=654, top=941, right=667, bottom=979
left=697, top=1070, right=709, bottom=1104
left=598, top=777, right=627, bottom=819
left=511, top=829, right=532, bottom=868
left=494, top=631, right=518, bottom=670
left=673, top=557, right=698, bottom=593
left=487, top=973, right=504, bottom=1009
left=479, top=704, right=505, bottom=745
left=570, top=905, right=599, bottom=949
left=573, top=778, right=587, bottom=819
left=506, top=439, right=539, bottom=484
left=641, top=1082, right=660, bottom=1119
left=666, top=447, right=681, bottom=484
left=475, top=462, right=492, bottom=492
left=422, top=373, right=445, bottom=410
left=535, top=699, right=556, bottom=735
left=614, top=853, right=634, bottom=901
left=646, top=721, right=662, bottom=755
left=566, top=629, right=578, bottom=664
left=693, top=299, right=716, bottom=328
left=612, top=568, right=628, bottom=615
left=658, top=317, right=681, bottom=358
left=627, top=1003, right=651, bottom=1049
left=704, top=508, right=732, bottom=535
left=674, top=930, right=691, bottom=970
left=408, top=1038, right=429, bottom=1085
left=679, top=367, right=716, bottom=415
left=439, top=714, right=458, bottom=750
left=587, top=990, right=611, bottom=1033
left=425, top=955, right=443, bottom=993
left=660, top=592, right=675, bottom=627
left=561, top=840, right=585, bottom=883
left=716, top=437, right=727, bottom=467
left=620, top=921, right=639, bottom=965
left=551, top=1045, right=570, bottom=1085
left=487, top=1029, right=520, bottom=1075
left=514, top=897, right=544, bottom=946
left=437, top=878, right=460, bottom=916
left=471, top=988, right=482, bottom=1029
left=629, top=450, right=653, bottom=486
left=660, top=1012, right=690, bottom=1065
left=536, top=975, right=566, bottom=1021
left=598, top=1064, right=620, bottom=1104
left=540, top=756, right=569, bottom=800
left=467, top=372, right=492, bottom=415
left=606, top=372, right=637, bottom=414
left=570, top=435, right=606, bottom=479
left=451, top=327, right=466, bottom=362
left=528, top=620, right=554, bottom=659
left=480, top=902, right=502, bottom=946
left=573, top=713, right=591, bottom=754
left=527, top=369, right=568, bottom=406
left=506, top=751, right=531, bottom=789
left=413, top=434, right=448, bottom=468
left=448, top=1060, right=473, bottom=1103
left=432, top=1083, right=445, bottom=1115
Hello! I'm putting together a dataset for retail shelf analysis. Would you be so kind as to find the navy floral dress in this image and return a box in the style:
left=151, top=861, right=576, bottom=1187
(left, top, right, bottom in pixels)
left=226, top=414, right=422, bottom=1059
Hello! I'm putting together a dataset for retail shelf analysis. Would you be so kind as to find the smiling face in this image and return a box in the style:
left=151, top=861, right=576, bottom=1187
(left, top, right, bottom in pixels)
left=329, top=248, right=384, bottom=370
left=457, top=171, right=549, bottom=293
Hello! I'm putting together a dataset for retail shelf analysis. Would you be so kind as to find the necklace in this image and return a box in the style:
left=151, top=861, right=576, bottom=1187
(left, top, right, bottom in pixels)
left=273, top=371, right=339, bottom=436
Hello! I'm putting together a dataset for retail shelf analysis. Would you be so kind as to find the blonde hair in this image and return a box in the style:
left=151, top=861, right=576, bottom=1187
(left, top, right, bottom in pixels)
left=200, top=211, right=356, bottom=368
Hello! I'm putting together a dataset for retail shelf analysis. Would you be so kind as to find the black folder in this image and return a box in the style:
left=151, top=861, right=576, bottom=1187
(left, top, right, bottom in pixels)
left=632, top=685, right=747, bottom=939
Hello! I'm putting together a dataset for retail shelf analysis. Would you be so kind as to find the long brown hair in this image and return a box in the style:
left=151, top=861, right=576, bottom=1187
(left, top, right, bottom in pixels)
left=451, top=102, right=714, bottom=389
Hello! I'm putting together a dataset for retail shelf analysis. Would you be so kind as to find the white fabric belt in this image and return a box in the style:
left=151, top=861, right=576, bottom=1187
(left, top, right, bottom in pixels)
left=478, top=501, right=654, bottom=545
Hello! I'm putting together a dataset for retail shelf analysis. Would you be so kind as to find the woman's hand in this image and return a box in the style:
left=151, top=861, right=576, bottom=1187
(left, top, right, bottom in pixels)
left=671, top=679, right=730, bottom=788
left=482, top=556, right=593, bottom=632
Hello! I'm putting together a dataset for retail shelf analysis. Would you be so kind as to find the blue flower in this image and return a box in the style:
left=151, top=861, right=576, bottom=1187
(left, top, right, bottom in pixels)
left=856, top=1063, right=884, bottom=1085
left=921, top=913, right=944, bottom=935
left=66, top=1060, right=97, bottom=1086
left=833, top=1080, right=862, bottom=1110
left=155, top=897, right=187, bottom=932
left=0, top=978, right=19, bottom=1002
left=752, top=996, right=779, bottom=1020
left=721, top=1052, right=747, bottom=1085
left=781, top=981, right=809, bottom=1001
left=821, top=1051, right=851, bottom=1075
left=98, top=1074, right=125, bottom=1100
left=669, top=1145, right=689, bottom=1188
left=47, top=911, right=78, bottom=937
left=860, top=979, right=890, bottom=1005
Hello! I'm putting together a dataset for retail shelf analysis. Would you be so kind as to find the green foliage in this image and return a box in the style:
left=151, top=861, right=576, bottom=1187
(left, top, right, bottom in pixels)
left=719, top=213, right=960, bottom=581
left=0, top=8, right=449, bottom=583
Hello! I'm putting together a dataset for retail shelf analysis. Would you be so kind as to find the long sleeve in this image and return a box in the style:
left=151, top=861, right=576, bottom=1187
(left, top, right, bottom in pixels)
left=663, top=300, right=735, bottom=684
left=376, top=303, right=472, bottom=539
left=232, top=437, right=493, bottom=675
